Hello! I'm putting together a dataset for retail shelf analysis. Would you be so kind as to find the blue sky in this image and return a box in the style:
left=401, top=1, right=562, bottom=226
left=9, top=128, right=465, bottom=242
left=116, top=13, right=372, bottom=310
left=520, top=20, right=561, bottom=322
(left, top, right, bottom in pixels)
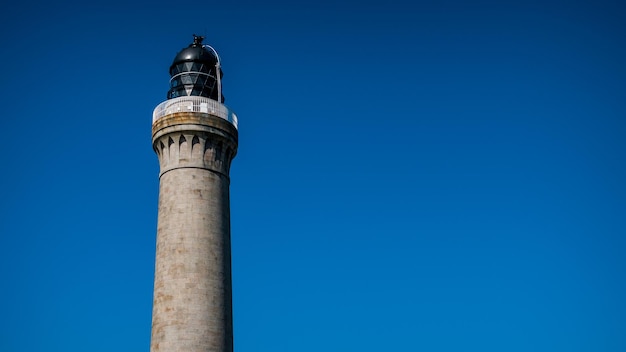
left=1, top=1, right=625, bottom=351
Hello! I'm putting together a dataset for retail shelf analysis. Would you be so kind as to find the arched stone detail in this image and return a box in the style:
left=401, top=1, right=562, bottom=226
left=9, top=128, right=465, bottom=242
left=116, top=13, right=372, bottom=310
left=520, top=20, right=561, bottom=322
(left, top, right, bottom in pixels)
left=154, top=135, right=171, bottom=169
left=215, top=141, right=223, bottom=160
left=213, top=141, right=224, bottom=170
left=179, top=134, right=190, bottom=162
left=204, top=139, right=215, bottom=167
left=191, top=134, right=204, bottom=161
left=167, top=136, right=177, bottom=167
left=225, top=147, right=234, bottom=174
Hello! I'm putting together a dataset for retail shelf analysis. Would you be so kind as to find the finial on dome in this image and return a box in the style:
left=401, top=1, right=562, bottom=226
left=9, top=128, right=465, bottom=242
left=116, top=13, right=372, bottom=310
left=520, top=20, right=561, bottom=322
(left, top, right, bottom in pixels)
left=192, top=34, right=205, bottom=46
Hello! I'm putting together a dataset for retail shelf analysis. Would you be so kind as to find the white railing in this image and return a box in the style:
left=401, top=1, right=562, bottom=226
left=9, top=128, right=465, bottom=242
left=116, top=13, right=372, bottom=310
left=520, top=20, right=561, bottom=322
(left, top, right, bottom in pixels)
left=153, top=96, right=238, bottom=129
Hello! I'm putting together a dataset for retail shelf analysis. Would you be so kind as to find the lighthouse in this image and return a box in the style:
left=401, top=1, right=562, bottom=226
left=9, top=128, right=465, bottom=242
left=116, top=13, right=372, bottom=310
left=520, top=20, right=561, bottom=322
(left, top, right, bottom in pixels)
left=150, top=35, right=238, bottom=352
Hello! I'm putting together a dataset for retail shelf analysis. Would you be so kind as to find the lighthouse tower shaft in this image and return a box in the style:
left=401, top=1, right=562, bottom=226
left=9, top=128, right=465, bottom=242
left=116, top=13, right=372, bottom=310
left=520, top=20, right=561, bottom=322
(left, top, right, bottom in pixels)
left=151, top=110, right=237, bottom=352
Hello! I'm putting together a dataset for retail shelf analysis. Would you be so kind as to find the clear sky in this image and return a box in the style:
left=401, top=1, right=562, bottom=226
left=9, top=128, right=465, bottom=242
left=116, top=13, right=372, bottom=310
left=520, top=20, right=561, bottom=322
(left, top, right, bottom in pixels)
left=1, top=0, right=625, bottom=351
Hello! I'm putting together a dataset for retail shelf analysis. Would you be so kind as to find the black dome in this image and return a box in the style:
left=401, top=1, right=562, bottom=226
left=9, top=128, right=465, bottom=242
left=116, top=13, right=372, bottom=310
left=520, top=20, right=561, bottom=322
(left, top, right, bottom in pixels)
left=170, top=45, right=217, bottom=74
left=167, top=35, right=224, bottom=102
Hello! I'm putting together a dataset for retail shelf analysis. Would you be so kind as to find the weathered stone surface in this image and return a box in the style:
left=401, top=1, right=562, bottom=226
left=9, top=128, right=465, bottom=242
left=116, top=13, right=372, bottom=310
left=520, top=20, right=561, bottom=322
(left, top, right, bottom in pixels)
left=151, top=113, right=237, bottom=352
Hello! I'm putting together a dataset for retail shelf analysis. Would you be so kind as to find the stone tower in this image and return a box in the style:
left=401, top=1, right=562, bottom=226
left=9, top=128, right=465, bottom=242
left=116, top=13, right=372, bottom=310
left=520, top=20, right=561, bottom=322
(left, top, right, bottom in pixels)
left=150, top=35, right=238, bottom=352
